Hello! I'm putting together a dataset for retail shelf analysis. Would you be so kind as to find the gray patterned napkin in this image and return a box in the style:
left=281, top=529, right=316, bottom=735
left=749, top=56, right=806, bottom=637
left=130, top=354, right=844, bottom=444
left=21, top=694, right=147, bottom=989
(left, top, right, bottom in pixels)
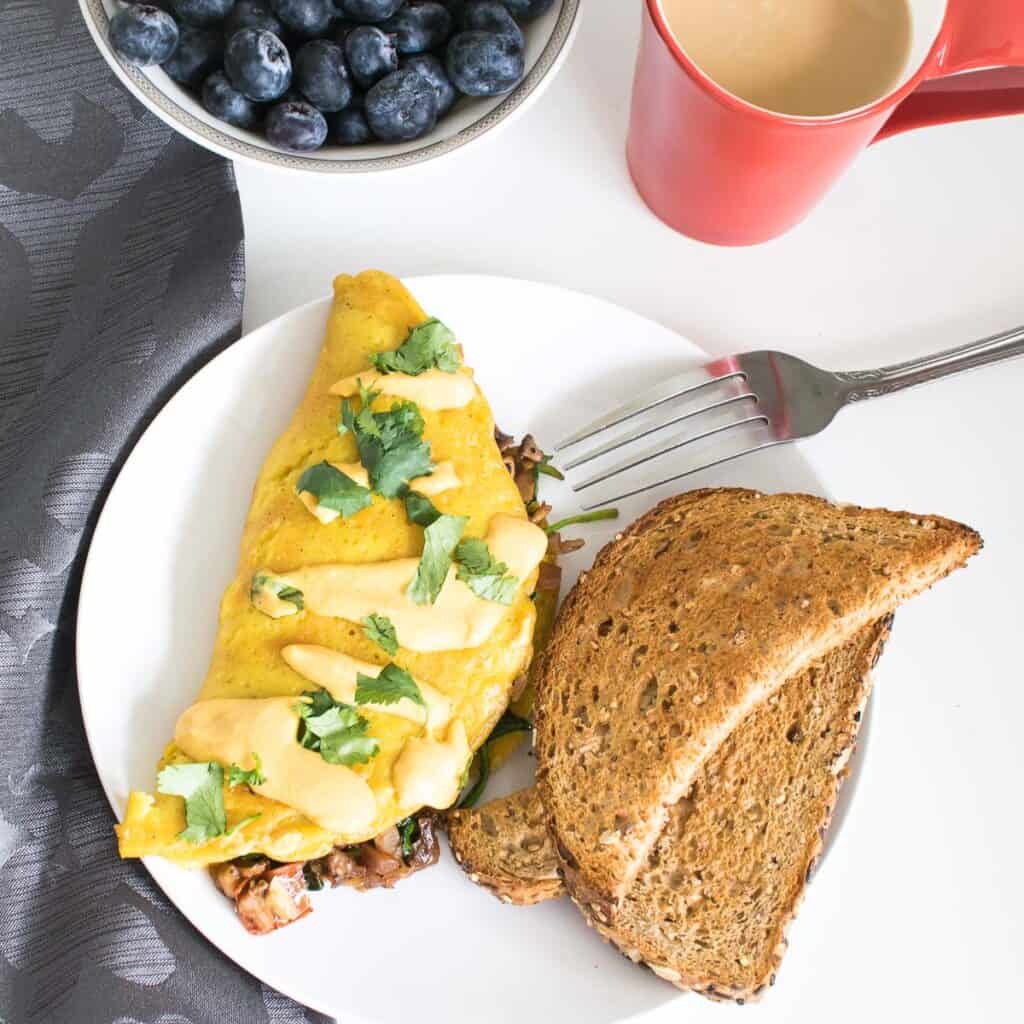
left=0, top=3, right=331, bottom=1022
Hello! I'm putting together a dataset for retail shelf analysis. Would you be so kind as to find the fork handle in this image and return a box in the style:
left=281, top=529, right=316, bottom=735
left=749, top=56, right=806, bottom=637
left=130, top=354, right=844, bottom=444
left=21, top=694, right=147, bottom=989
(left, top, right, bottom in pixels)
left=836, top=325, right=1024, bottom=403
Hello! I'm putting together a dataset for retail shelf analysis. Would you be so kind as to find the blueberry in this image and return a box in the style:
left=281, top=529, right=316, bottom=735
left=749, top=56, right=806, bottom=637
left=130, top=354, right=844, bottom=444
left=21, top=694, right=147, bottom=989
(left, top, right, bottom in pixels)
left=446, top=30, right=523, bottom=96
left=173, top=0, right=235, bottom=25
left=500, top=0, right=553, bottom=21
left=365, top=67, right=438, bottom=141
left=225, top=28, right=292, bottom=100
left=381, top=2, right=452, bottom=55
left=109, top=4, right=179, bottom=66
left=162, top=26, right=224, bottom=86
left=337, top=0, right=403, bottom=23
left=402, top=54, right=456, bottom=116
left=270, top=0, right=333, bottom=36
left=345, top=25, right=398, bottom=89
left=330, top=104, right=372, bottom=144
left=265, top=98, right=328, bottom=150
left=459, top=1, right=523, bottom=49
left=294, top=39, right=352, bottom=111
left=225, top=1, right=283, bottom=34
left=202, top=70, right=263, bottom=128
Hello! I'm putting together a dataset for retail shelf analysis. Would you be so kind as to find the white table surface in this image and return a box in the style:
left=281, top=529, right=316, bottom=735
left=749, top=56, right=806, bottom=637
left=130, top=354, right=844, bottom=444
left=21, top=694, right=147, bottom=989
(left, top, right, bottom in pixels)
left=234, top=4, right=1024, bottom=1021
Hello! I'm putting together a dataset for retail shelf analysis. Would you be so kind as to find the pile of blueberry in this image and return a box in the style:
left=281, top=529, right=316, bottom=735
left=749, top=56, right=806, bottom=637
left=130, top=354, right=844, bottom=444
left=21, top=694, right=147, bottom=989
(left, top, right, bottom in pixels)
left=108, top=1, right=554, bottom=152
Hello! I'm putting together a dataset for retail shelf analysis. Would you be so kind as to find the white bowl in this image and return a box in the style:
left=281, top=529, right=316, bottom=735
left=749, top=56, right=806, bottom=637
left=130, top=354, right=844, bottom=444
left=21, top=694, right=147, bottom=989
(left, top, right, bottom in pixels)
left=78, top=1, right=581, bottom=173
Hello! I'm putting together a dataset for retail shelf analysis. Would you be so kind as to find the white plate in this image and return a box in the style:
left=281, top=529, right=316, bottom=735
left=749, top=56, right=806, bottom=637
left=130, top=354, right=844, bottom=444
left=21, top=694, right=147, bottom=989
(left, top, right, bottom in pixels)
left=78, top=276, right=842, bottom=1022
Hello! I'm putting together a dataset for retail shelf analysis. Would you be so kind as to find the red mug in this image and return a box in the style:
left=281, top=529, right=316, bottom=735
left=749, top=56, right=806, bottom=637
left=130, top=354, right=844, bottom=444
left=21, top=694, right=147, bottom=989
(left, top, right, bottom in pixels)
left=627, top=0, right=1024, bottom=246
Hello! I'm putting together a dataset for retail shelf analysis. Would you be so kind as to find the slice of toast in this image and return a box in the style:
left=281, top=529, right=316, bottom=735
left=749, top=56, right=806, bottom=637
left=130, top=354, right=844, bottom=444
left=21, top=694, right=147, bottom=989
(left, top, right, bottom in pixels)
left=533, top=489, right=981, bottom=910
left=446, top=787, right=563, bottom=906
left=589, top=615, right=890, bottom=1002
left=447, top=617, right=890, bottom=1000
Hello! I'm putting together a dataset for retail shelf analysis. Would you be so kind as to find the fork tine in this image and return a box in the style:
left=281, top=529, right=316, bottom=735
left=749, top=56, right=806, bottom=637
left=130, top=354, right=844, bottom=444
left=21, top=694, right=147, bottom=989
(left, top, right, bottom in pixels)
left=563, top=392, right=757, bottom=471
left=572, top=413, right=768, bottom=492
left=579, top=436, right=784, bottom=510
left=554, top=367, right=746, bottom=450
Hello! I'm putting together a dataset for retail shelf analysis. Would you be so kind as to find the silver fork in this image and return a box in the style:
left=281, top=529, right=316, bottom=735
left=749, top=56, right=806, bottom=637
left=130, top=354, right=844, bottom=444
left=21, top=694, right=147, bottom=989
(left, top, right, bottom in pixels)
left=557, top=325, right=1024, bottom=508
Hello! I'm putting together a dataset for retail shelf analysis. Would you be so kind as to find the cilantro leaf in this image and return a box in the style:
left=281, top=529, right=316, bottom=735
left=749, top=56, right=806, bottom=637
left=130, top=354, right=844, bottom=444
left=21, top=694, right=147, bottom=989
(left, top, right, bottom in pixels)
left=355, top=663, right=425, bottom=708
left=362, top=614, right=399, bottom=656
left=454, top=538, right=520, bottom=605
left=369, top=319, right=461, bottom=376
left=339, top=392, right=433, bottom=499
left=404, top=491, right=441, bottom=527
left=251, top=573, right=304, bottom=615
left=295, top=689, right=380, bottom=766
left=296, top=462, right=372, bottom=519
left=157, top=762, right=228, bottom=844
left=227, top=754, right=265, bottom=788
left=408, top=514, right=467, bottom=605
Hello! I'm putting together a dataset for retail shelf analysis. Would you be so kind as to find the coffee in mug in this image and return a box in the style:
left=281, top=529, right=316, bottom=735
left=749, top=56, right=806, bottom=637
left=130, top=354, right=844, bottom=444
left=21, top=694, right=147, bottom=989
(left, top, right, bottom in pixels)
left=659, top=0, right=913, bottom=117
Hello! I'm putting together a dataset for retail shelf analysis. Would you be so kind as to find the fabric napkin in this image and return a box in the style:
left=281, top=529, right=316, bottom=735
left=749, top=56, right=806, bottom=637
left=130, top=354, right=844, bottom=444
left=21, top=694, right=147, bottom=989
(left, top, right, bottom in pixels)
left=0, top=4, right=331, bottom=1021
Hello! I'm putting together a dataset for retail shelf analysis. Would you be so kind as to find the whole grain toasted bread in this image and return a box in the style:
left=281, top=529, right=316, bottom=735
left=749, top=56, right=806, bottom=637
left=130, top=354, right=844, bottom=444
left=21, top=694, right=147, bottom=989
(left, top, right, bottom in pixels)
left=446, top=788, right=563, bottom=906
left=533, top=489, right=981, bottom=910
left=446, top=618, right=889, bottom=1000
left=588, top=615, right=890, bottom=1002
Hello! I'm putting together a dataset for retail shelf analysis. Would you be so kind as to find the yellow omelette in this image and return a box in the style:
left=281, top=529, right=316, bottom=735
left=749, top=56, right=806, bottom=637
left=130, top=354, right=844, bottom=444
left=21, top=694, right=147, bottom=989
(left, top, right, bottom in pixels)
left=117, top=270, right=546, bottom=868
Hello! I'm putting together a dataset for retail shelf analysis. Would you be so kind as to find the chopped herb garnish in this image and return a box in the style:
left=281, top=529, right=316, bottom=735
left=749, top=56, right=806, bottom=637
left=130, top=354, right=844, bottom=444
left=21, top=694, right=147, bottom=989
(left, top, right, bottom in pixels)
left=339, top=386, right=434, bottom=498
left=397, top=816, right=419, bottom=860
left=404, top=490, right=441, bottom=527
left=408, top=513, right=467, bottom=605
left=369, top=319, right=461, bottom=376
left=251, top=573, right=304, bottom=615
left=457, top=711, right=533, bottom=809
left=362, top=613, right=399, bottom=656
left=355, top=663, right=425, bottom=708
left=227, top=753, right=265, bottom=788
left=295, top=689, right=379, bottom=766
left=296, top=462, right=372, bottom=520
left=157, top=761, right=228, bottom=844
left=454, top=538, right=519, bottom=605
left=546, top=508, right=619, bottom=534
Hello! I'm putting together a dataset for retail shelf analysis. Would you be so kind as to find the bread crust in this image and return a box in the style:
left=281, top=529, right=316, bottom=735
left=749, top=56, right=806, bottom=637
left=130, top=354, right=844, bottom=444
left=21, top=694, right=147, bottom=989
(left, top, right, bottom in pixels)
left=533, top=488, right=981, bottom=910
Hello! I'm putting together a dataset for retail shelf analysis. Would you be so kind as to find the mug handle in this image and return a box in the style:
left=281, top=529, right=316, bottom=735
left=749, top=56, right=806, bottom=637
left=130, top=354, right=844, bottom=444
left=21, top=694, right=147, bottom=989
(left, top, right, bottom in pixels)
left=875, top=0, right=1024, bottom=141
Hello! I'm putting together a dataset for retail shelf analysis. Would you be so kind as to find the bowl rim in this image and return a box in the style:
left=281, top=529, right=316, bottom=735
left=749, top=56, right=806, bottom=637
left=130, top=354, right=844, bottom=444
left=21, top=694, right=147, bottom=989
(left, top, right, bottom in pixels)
left=78, top=0, right=581, bottom=174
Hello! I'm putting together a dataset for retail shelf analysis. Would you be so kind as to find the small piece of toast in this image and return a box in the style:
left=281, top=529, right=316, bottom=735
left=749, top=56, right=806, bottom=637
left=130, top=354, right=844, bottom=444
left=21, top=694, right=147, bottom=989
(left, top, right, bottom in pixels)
left=446, top=787, right=563, bottom=906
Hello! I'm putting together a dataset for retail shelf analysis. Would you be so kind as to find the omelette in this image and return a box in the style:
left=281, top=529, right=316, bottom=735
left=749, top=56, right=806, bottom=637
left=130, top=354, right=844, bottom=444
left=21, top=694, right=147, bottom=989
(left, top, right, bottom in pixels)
left=117, top=270, right=548, bottom=873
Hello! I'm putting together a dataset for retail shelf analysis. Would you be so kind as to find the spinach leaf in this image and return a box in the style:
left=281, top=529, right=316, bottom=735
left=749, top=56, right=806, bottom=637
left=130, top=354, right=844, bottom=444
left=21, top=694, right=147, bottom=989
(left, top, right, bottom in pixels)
left=457, top=711, right=533, bottom=809
left=404, top=490, right=441, bottom=527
